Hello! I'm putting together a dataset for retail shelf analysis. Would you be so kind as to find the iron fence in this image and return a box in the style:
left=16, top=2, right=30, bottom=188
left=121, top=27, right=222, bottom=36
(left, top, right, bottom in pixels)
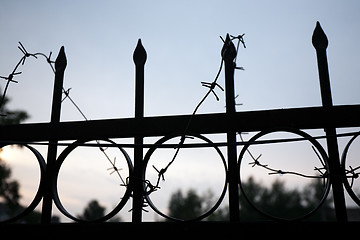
left=0, top=22, right=360, bottom=223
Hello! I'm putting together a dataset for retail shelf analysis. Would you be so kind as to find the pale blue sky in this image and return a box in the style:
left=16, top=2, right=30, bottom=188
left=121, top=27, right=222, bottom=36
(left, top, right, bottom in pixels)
left=1, top=1, right=360, bottom=122
left=1, top=0, right=360, bottom=221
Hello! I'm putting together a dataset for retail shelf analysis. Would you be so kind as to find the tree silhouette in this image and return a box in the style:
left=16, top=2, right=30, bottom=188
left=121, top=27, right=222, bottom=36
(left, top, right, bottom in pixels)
left=0, top=89, right=29, bottom=208
left=0, top=90, right=28, bottom=207
left=0, top=90, right=33, bottom=222
left=0, top=157, right=21, bottom=210
left=77, top=199, right=122, bottom=222
left=77, top=200, right=105, bottom=221
left=0, top=90, right=29, bottom=125
left=240, top=176, right=335, bottom=221
left=166, top=177, right=335, bottom=221
left=0, top=154, right=54, bottom=223
left=167, top=189, right=203, bottom=220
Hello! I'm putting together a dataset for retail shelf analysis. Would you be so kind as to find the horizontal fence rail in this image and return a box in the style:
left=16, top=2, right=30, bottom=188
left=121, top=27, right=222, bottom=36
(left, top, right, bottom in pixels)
left=0, top=22, right=359, bottom=224
left=0, top=105, right=360, bottom=141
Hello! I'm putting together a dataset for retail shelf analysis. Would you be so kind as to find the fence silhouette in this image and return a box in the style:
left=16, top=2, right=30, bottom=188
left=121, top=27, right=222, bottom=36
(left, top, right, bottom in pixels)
left=1, top=21, right=360, bottom=224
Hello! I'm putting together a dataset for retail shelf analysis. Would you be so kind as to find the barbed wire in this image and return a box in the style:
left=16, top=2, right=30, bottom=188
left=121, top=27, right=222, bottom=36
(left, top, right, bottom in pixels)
left=150, top=34, right=246, bottom=192
left=0, top=42, right=125, bottom=186
left=2, top=40, right=360, bottom=217
left=238, top=132, right=328, bottom=180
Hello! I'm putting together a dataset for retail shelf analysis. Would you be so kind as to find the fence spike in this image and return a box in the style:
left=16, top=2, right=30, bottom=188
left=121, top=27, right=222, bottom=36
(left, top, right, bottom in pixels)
left=221, top=34, right=237, bottom=61
left=133, top=39, right=147, bottom=65
left=55, top=46, right=67, bottom=72
left=133, top=38, right=146, bottom=222
left=312, top=21, right=328, bottom=50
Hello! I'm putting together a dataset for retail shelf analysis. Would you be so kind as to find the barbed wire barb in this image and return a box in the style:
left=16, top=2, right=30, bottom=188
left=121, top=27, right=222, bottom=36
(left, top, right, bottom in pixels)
left=150, top=35, right=242, bottom=192
left=18, top=41, right=38, bottom=65
left=0, top=42, right=130, bottom=190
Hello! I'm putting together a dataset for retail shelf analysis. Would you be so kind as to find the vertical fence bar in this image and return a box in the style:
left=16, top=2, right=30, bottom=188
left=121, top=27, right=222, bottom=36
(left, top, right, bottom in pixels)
left=222, top=34, right=240, bottom=221
left=41, top=46, right=67, bottom=223
left=312, top=22, right=347, bottom=222
left=132, top=39, right=147, bottom=222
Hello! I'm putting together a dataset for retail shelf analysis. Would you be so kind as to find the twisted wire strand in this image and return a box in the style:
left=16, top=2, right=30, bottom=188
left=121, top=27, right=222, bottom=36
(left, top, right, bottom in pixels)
left=150, top=35, right=247, bottom=192
left=2, top=41, right=360, bottom=213
left=0, top=42, right=126, bottom=185
left=238, top=133, right=328, bottom=178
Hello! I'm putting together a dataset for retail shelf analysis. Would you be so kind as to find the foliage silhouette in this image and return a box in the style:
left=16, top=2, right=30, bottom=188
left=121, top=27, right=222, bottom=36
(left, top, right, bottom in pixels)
left=166, top=177, right=335, bottom=221
left=0, top=90, right=44, bottom=223
left=0, top=157, right=21, bottom=211
left=167, top=189, right=203, bottom=221
left=0, top=89, right=29, bottom=125
left=0, top=90, right=29, bottom=204
left=77, top=200, right=106, bottom=221
left=77, top=199, right=122, bottom=222
left=240, top=176, right=335, bottom=221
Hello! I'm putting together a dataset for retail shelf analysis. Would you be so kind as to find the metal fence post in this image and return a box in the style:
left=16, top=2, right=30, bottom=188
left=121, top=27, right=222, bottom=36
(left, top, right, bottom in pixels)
left=312, top=22, right=347, bottom=222
left=222, top=34, right=240, bottom=221
left=132, top=39, right=147, bottom=222
left=41, top=46, right=67, bottom=223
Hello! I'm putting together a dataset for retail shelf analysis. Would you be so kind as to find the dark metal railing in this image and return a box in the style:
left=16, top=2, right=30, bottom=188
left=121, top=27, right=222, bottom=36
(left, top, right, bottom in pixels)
left=0, top=21, right=359, bottom=223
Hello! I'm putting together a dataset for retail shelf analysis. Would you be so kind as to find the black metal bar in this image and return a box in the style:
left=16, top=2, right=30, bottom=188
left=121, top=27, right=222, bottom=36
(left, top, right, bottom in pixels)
left=312, top=21, right=347, bottom=222
left=132, top=39, right=147, bottom=222
left=222, top=34, right=240, bottom=221
left=1, top=105, right=360, bottom=142
left=41, top=46, right=67, bottom=223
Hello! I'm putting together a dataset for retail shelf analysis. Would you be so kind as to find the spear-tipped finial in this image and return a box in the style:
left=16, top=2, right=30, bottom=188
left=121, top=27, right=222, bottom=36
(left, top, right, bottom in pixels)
left=133, top=39, right=147, bottom=65
left=55, top=46, right=67, bottom=72
left=312, top=21, right=328, bottom=50
left=221, top=34, right=237, bottom=61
